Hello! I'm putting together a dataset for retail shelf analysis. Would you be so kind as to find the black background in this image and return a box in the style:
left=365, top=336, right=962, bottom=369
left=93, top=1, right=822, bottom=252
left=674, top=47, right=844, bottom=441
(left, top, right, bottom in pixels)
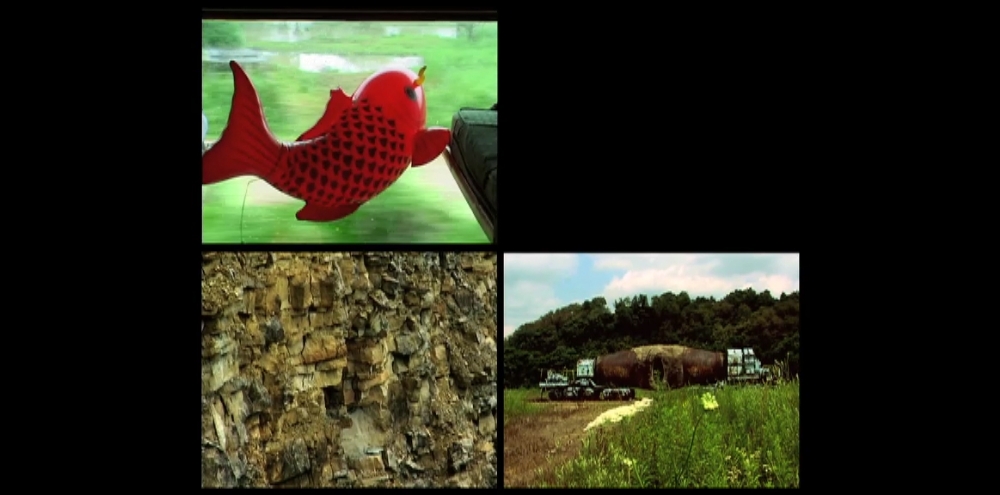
left=17, top=1, right=886, bottom=489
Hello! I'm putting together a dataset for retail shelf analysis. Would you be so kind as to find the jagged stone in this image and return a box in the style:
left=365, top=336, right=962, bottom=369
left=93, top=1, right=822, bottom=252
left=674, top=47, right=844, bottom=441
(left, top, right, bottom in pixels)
left=201, top=252, right=496, bottom=488
left=449, top=437, right=474, bottom=473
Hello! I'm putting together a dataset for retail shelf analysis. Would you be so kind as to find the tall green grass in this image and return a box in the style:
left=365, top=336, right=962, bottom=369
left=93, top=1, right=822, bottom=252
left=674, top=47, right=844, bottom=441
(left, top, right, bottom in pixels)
left=503, top=388, right=542, bottom=427
left=548, top=380, right=800, bottom=488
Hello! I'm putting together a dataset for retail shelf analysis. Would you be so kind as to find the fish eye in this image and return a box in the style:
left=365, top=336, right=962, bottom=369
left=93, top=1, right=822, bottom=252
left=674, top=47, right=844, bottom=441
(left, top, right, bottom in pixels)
left=404, top=86, right=417, bottom=101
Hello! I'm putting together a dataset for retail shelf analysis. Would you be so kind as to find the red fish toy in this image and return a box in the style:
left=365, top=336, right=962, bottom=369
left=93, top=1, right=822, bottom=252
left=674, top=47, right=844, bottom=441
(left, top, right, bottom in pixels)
left=202, top=61, right=451, bottom=222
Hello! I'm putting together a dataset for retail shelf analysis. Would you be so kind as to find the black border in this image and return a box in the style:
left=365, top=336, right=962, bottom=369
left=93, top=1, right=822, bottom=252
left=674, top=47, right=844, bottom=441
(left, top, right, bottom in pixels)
left=74, top=2, right=856, bottom=490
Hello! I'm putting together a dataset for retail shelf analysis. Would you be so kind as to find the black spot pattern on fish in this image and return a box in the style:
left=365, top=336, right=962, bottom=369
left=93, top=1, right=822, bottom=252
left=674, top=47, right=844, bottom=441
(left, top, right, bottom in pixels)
left=329, top=180, right=338, bottom=190
left=298, top=162, right=308, bottom=173
left=378, top=165, right=386, bottom=174
left=377, top=127, right=386, bottom=136
left=363, top=177, right=372, bottom=186
left=309, top=168, right=318, bottom=180
left=341, top=170, right=351, bottom=181
left=341, top=184, right=349, bottom=193
left=364, top=124, right=375, bottom=133
left=307, top=183, right=315, bottom=193
left=343, top=131, right=352, bottom=139
left=367, top=148, right=376, bottom=158
left=331, top=151, right=341, bottom=160
left=399, top=133, right=405, bottom=141
left=344, top=155, right=353, bottom=166
left=367, top=163, right=376, bottom=172
left=367, top=135, right=376, bottom=145
left=320, top=175, right=328, bottom=187
left=379, top=150, right=387, bottom=160
left=390, top=142, right=397, bottom=151
left=328, top=139, right=340, bottom=148
left=322, top=159, right=331, bottom=170
left=350, top=186, right=359, bottom=197
left=352, top=173, right=363, bottom=183
left=387, top=119, right=396, bottom=127
left=376, top=116, right=384, bottom=124
left=355, top=158, right=365, bottom=170
left=364, top=114, right=374, bottom=122
left=295, top=177, right=305, bottom=186
left=355, top=145, right=364, bottom=154
left=310, top=152, right=319, bottom=162
left=353, top=121, right=362, bottom=130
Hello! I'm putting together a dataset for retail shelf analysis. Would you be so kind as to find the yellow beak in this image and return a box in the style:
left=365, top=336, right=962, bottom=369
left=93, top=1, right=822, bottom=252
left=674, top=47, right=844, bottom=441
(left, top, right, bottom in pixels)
left=414, top=66, right=427, bottom=87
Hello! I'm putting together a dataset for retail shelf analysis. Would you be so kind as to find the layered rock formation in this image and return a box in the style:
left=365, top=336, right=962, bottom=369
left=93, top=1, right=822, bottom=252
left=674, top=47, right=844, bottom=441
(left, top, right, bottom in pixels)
left=201, top=252, right=498, bottom=488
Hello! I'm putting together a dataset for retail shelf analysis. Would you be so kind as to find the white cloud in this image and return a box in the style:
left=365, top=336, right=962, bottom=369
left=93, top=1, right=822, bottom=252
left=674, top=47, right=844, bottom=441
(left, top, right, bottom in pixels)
left=597, top=254, right=799, bottom=301
left=504, top=253, right=579, bottom=281
left=502, top=254, right=579, bottom=339
left=503, top=279, right=564, bottom=337
left=591, top=254, right=701, bottom=271
left=505, top=280, right=560, bottom=311
left=771, top=254, right=800, bottom=278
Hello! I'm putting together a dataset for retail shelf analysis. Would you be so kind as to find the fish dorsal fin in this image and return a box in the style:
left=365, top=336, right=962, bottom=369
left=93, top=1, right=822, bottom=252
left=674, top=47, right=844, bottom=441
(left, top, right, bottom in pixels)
left=296, top=88, right=354, bottom=141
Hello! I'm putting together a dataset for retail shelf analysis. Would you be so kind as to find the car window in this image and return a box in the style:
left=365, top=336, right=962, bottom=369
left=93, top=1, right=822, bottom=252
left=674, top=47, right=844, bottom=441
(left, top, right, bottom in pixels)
left=202, top=21, right=498, bottom=141
left=202, top=21, right=498, bottom=244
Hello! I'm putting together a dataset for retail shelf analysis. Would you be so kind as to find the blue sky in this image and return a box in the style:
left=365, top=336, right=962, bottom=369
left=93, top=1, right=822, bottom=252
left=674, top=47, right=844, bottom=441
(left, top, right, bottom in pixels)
left=503, top=253, right=800, bottom=339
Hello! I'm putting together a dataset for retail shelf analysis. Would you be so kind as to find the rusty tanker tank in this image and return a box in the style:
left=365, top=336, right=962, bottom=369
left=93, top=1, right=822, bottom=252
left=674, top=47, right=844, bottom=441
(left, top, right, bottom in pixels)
left=594, top=345, right=728, bottom=389
left=538, top=346, right=769, bottom=400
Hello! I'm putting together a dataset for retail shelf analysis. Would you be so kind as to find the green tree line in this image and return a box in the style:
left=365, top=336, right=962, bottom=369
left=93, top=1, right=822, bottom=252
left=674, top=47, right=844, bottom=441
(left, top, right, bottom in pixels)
left=503, top=288, right=800, bottom=389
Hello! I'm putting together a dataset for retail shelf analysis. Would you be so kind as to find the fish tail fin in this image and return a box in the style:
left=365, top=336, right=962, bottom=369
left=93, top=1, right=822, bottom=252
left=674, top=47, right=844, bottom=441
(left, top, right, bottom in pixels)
left=202, top=61, right=284, bottom=185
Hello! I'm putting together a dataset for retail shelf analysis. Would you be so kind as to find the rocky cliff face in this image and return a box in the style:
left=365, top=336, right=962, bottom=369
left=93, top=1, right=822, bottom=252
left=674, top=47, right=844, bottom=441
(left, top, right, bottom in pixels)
left=201, top=252, right=498, bottom=488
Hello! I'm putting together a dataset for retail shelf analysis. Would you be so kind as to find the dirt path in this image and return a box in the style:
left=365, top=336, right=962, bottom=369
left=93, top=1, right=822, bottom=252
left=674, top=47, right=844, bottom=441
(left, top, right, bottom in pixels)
left=504, top=399, right=628, bottom=488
